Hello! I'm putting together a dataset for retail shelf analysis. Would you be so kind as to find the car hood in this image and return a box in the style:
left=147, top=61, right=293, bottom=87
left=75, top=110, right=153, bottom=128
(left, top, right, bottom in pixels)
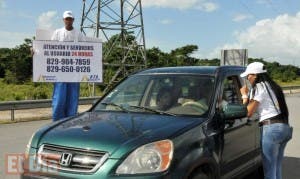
left=35, top=112, right=204, bottom=158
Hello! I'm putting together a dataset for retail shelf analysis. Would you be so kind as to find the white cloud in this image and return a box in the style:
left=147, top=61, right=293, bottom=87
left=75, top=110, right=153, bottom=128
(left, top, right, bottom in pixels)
left=200, top=2, right=218, bottom=12
left=209, top=12, right=300, bottom=65
left=233, top=13, right=253, bottom=22
left=37, top=11, right=58, bottom=29
left=158, top=18, right=173, bottom=25
left=142, top=0, right=218, bottom=12
left=0, top=30, right=33, bottom=48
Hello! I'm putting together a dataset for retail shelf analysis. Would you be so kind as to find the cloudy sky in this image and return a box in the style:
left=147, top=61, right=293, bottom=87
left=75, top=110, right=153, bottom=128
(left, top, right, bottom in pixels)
left=0, top=0, right=299, bottom=66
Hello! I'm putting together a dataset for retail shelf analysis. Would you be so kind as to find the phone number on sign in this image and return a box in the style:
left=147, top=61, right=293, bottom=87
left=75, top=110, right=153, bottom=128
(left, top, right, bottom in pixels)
left=46, top=66, right=91, bottom=73
left=46, top=58, right=90, bottom=66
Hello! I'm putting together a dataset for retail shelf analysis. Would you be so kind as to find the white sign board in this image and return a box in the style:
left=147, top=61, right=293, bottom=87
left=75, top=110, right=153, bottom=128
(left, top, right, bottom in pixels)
left=33, top=40, right=102, bottom=82
left=221, top=49, right=248, bottom=66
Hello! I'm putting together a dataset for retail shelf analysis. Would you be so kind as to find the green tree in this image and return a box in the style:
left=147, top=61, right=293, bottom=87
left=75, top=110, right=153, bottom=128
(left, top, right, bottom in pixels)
left=146, top=47, right=172, bottom=67
left=0, top=36, right=299, bottom=100
left=170, top=45, right=198, bottom=66
left=197, top=58, right=220, bottom=66
left=0, top=48, right=11, bottom=78
left=1, top=38, right=32, bottom=84
left=102, top=31, right=145, bottom=86
left=14, top=38, right=33, bottom=83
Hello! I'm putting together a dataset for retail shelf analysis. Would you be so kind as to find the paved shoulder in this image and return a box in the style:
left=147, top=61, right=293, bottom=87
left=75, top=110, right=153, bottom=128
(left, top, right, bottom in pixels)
left=0, top=120, right=51, bottom=179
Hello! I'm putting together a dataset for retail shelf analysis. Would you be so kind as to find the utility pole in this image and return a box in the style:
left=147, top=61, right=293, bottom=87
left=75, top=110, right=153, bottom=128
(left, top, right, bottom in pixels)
left=80, top=0, right=147, bottom=94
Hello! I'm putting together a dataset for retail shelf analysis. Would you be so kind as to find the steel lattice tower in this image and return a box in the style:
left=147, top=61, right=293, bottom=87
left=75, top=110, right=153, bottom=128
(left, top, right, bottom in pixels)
left=80, top=0, right=147, bottom=93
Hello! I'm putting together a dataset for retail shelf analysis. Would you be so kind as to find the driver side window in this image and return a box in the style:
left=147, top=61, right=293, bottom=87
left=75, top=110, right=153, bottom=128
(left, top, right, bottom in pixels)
left=219, top=76, right=242, bottom=109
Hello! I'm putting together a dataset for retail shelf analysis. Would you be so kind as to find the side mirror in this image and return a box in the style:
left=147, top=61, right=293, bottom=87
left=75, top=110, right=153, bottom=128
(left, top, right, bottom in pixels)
left=223, top=103, right=247, bottom=120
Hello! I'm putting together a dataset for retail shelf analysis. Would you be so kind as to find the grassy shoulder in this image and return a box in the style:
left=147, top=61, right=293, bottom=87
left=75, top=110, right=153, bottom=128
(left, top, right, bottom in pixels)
left=0, top=78, right=103, bottom=101
left=277, top=77, right=300, bottom=86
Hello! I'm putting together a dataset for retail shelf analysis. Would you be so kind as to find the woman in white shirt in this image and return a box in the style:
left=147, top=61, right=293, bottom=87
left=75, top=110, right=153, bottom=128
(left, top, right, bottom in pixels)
left=240, top=62, right=292, bottom=179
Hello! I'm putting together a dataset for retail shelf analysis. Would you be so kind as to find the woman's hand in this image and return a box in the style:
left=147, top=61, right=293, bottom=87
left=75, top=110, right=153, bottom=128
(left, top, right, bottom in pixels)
left=240, top=85, right=259, bottom=117
left=240, top=85, right=249, bottom=105
left=240, top=85, right=248, bottom=96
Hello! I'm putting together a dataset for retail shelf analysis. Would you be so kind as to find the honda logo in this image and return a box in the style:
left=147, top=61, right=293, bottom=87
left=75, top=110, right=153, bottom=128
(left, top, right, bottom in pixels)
left=60, top=153, right=73, bottom=167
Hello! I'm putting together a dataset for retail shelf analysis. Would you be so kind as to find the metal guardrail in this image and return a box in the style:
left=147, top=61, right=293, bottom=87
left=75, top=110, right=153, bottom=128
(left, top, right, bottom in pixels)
left=0, top=85, right=299, bottom=121
left=0, top=97, right=100, bottom=121
left=281, top=85, right=300, bottom=94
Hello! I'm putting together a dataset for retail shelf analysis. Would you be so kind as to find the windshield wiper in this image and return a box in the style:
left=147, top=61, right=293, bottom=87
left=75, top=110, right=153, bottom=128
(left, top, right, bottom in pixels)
left=100, top=102, right=129, bottom=112
left=129, top=105, right=177, bottom=116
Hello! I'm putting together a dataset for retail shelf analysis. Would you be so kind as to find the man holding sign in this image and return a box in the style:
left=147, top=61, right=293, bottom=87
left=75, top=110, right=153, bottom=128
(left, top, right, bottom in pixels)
left=50, top=10, right=85, bottom=121
left=33, top=10, right=102, bottom=121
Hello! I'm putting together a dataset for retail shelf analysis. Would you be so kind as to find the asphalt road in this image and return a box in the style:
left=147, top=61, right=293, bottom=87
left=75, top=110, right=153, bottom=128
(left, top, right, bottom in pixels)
left=0, top=94, right=299, bottom=179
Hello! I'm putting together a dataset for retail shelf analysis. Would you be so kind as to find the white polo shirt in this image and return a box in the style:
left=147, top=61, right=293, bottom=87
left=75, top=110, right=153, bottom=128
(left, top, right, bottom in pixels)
left=250, top=82, right=281, bottom=122
left=51, top=27, right=85, bottom=42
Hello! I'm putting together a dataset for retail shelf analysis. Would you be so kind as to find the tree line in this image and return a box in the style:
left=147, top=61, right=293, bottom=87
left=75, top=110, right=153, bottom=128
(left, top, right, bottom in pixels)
left=0, top=37, right=299, bottom=86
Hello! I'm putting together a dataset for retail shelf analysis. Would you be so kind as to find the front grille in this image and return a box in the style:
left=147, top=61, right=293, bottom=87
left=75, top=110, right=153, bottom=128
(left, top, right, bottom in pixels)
left=37, top=144, right=109, bottom=173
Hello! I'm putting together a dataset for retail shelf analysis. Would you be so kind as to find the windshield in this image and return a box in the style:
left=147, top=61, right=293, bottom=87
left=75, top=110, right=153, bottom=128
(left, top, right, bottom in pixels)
left=93, top=74, right=215, bottom=116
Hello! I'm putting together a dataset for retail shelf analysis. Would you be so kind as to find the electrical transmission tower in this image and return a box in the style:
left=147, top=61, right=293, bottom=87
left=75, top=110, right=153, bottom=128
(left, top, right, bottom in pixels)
left=80, top=0, right=147, bottom=93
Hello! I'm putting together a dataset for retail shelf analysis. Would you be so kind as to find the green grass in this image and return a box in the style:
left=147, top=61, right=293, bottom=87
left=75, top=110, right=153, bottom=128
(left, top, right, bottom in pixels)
left=0, top=79, right=103, bottom=101
left=277, top=77, right=300, bottom=87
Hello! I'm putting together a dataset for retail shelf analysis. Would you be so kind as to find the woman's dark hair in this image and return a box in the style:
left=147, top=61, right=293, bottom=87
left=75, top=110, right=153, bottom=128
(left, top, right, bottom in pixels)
left=254, top=73, right=289, bottom=119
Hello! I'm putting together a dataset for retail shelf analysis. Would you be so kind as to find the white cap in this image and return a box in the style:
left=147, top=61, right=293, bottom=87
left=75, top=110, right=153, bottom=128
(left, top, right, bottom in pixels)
left=240, top=62, right=267, bottom=77
left=63, top=11, right=74, bottom=19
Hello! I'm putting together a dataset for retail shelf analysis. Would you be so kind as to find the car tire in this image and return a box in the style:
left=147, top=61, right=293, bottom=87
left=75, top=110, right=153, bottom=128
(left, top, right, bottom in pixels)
left=190, top=171, right=210, bottom=179
left=257, top=164, right=264, bottom=179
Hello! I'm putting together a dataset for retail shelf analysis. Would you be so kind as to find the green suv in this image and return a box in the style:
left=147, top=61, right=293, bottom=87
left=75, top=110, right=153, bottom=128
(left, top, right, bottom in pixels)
left=22, top=66, right=262, bottom=179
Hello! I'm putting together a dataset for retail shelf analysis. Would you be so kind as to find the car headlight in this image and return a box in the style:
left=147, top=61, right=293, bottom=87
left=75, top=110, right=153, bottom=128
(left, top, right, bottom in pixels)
left=116, top=139, right=173, bottom=174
